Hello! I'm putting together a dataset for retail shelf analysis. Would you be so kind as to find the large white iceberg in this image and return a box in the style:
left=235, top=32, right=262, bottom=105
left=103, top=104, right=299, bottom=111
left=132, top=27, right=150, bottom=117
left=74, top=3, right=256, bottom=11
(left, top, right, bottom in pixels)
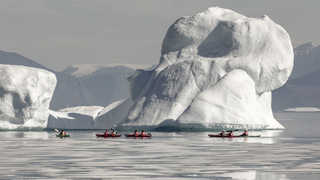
left=119, top=7, right=293, bottom=129
left=0, top=65, right=56, bottom=129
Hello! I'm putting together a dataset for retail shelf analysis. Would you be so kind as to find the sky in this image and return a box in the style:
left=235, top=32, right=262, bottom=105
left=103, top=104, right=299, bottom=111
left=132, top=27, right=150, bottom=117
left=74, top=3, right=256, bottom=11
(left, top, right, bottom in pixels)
left=0, top=0, right=319, bottom=71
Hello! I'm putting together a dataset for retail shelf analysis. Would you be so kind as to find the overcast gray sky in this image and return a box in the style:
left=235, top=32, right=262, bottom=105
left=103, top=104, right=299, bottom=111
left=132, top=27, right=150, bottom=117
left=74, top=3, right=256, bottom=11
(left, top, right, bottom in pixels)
left=0, top=0, right=319, bottom=71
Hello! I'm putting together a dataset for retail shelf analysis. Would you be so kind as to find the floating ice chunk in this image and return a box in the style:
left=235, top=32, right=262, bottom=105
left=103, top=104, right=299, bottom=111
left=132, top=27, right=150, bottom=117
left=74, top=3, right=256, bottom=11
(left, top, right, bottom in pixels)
left=284, top=107, right=320, bottom=112
left=48, top=99, right=133, bottom=129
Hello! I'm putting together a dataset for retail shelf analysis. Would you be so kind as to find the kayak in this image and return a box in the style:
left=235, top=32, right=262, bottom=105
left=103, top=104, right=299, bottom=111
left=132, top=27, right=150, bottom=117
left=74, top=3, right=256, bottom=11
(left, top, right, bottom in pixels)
left=125, top=134, right=152, bottom=138
left=56, top=134, right=70, bottom=138
left=208, top=134, right=261, bottom=138
left=96, top=134, right=121, bottom=138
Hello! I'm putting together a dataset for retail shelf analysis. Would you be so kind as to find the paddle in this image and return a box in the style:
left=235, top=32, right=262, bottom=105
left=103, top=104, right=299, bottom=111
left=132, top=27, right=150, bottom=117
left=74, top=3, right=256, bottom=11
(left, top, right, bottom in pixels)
left=54, top=129, right=60, bottom=134
left=226, top=129, right=240, bottom=132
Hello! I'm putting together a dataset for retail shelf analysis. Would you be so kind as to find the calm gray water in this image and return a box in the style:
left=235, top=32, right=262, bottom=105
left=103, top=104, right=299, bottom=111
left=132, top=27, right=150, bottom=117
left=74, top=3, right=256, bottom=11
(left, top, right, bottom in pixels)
left=0, top=112, right=320, bottom=180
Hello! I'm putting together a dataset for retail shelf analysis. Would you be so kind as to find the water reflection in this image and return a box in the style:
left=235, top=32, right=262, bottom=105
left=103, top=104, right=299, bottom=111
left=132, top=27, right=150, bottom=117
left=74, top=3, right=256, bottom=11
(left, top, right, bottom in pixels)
left=204, top=130, right=284, bottom=144
left=220, top=171, right=289, bottom=180
left=0, top=131, right=49, bottom=139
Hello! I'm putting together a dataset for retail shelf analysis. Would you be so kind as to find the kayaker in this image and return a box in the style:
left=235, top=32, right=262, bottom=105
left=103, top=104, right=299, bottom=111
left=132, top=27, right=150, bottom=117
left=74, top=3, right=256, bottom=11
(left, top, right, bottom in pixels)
left=218, top=130, right=225, bottom=136
left=140, top=130, right=145, bottom=136
left=104, top=129, right=109, bottom=136
left=59, top=130, right=67, bottom=136
left=59, top=130, right=63, bottom=136
left=241, top=130, right=248, bottom=137
left=134, top=130, right=139, bottom=136
left=111, top=129, right=116, bottom=136
left=227, top=130, right=234, bottom=137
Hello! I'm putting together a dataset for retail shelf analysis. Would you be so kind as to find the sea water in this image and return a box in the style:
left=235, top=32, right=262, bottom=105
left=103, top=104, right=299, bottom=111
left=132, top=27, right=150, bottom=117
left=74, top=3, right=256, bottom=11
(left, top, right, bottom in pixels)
left=0, top=112, right=319, bottom=180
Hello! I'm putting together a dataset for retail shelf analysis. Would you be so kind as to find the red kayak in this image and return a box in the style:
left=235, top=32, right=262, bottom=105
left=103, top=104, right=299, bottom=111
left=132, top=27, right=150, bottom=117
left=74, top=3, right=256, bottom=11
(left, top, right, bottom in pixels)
left=125, top=134, right=152, bottom=138
left=96, top=134, right=121, bottom=138
left=208, top=134, right=261, bottom=138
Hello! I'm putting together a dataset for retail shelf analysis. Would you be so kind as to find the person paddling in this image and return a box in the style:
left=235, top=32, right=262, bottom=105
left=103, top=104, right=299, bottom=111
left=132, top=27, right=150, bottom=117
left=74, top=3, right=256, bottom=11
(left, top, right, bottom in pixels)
left=111, top=128, right=116, bottom=136
left=140, top=130, right=145, bottom=136
left=227, top=130, right=234, bottom=137
left=104, top=129, right=109, bottom=136
left=218, top=130, right=225, bottom=136
left=59, top=130, right=67, bottom=136
left=134, top=129, right=139, bottom=136
left=241, top=129, right=249, bottom=137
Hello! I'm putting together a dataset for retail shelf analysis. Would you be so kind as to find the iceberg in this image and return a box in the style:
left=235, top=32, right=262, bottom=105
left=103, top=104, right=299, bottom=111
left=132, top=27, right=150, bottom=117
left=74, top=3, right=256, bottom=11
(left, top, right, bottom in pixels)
left=0, top=65, right=56, bottom=129
left=119, top=7, right=293, bottom=129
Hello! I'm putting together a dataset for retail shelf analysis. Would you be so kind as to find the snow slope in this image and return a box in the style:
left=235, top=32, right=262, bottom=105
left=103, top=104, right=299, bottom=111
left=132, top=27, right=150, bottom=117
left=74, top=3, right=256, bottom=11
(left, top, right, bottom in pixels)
left=118, top=7, right=293, bottom=129
left=0, top=65, right=56, bottom=129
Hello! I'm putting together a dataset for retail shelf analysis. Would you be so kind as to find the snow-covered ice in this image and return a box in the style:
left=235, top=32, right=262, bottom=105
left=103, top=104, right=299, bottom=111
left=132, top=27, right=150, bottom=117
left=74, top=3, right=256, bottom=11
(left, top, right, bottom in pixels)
left=48, top=99, right=133, bottom=129
left=48, top=106, right=104, bottom=129
left=0, top=65, right=56, bottom=129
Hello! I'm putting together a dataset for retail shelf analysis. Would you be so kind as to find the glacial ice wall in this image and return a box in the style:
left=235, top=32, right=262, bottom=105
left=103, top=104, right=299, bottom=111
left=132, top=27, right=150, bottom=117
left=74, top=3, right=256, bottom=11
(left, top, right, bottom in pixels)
left=0, top=65, right=57, bottom=129
left=123, top=7, right=294, bottom=129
